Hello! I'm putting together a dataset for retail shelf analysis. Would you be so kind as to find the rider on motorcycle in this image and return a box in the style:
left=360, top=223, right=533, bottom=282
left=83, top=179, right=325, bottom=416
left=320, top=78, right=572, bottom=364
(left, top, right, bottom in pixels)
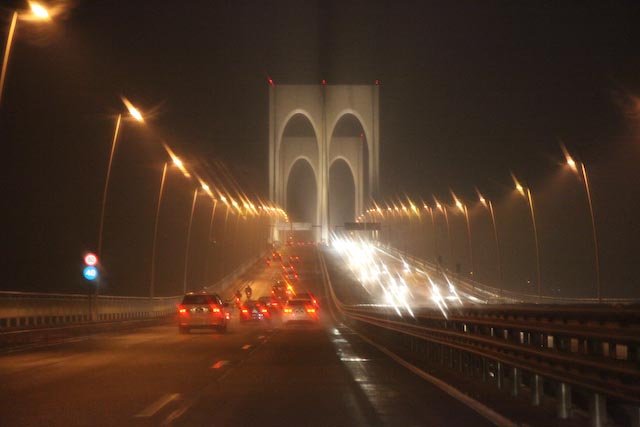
left=244, top=284, right=252, bottom=299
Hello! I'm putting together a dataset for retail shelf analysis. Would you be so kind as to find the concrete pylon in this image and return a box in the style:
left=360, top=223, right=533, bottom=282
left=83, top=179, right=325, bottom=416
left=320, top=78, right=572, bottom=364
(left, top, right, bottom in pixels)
left=269, top=84, right=379, bottom=242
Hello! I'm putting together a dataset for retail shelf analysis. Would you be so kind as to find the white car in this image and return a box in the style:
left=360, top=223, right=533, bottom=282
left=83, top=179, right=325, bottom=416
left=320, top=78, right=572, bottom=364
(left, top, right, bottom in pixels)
left=282, top=299, right=319, bottom=324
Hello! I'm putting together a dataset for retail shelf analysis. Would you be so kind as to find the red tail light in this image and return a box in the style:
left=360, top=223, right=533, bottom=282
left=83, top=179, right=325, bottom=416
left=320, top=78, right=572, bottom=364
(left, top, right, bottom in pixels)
left=283, top=308, right=292, bottom=313
left=178, top=305, right=187, bottom=314
left=241, top=308, right=249, bottom=313
left=306, top=308, right=316, bottom=313
left=212, top=307, right=221, bottom=313
left=261, top=309, right=268, bottom=313
left=225, top=312, right=231, bottom=320
left=271, top=302, right=278, bottom=306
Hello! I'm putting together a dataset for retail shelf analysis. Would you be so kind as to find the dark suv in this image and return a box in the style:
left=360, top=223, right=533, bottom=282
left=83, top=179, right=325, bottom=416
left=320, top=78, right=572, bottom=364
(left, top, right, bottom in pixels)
left=178, top=292, right=228, bottom=333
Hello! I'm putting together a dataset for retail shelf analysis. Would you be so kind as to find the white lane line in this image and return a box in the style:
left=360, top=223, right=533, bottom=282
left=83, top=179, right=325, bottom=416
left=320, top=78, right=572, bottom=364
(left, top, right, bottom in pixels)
left=211, top=360, right=229, bottom=369
left=258, top=335, right=265, bottom=339
left=135, top=393, right=181, bottom=418
left=242, top=344, right=251, bottom=350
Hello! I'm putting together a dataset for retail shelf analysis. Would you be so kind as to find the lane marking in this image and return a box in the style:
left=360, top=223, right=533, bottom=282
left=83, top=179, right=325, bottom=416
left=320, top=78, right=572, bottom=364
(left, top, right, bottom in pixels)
left=135, top=393, right=180, bottom=418
left=317, top=251, right=518, bottom=427
left=258, top=335, right=265, bottom=339
left=211, top=360, right=229, bottom=369
left=242, top=344, right=251, bottom=350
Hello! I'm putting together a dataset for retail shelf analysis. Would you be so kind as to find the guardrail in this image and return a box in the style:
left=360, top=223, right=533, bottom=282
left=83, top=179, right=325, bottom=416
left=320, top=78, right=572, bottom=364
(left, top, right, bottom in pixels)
left=0, top=292, right=180, bottom=329
left=0, top=251, right=266, bottom=331
left=320, top=250, right=640, bottom=427
left=386, top=245, right=640, bottom=305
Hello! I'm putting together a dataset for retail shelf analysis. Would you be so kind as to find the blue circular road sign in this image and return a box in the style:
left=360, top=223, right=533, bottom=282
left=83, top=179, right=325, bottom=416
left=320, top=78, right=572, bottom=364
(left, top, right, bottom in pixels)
left=83, top=266, right=98, bottom=281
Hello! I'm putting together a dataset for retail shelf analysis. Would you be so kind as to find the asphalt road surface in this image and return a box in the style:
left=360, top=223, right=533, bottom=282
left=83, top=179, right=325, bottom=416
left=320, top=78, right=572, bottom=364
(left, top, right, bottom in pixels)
left=0, top=245, right=492, bottom=426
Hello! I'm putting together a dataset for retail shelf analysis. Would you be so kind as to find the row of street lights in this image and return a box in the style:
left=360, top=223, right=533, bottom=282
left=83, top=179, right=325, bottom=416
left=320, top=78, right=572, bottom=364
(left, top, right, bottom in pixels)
left=94, top=97, right=287, bottom=297
left=362, top=150, right=600, bottom=301
left=2, top=2, right=288, bottom=297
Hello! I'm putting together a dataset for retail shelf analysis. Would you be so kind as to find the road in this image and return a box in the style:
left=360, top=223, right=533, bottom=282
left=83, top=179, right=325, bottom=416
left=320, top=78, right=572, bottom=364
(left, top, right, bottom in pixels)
left=0, top=244, right=492, bottom=426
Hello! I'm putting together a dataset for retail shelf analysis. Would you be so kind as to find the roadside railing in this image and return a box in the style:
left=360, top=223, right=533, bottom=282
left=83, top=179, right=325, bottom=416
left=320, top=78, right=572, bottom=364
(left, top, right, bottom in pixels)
left=0, top=291, right=181, bottom=329
left=320, top=249, right=640, bottom=427
left=0, top=251, right=267, bottom=331
left=386, top=245, right=639, bottom=305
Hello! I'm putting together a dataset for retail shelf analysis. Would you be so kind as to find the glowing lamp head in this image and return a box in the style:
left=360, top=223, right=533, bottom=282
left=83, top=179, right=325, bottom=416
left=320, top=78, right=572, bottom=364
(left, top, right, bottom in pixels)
left=201, top=183, right=210, bottom=192
left=567, top=157, right=577, bottom=171
left=29, top=2, right=50, bottom=19
left=121, top=97, right=144, bottom=122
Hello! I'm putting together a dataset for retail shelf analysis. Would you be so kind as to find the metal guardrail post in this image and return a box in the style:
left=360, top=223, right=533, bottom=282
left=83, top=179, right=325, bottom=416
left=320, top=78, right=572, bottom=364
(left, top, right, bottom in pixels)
left=557, top=382, right=572, bottom=419
left=531, top=374, right=543, bottom=406
left=496, top=361, right=504, bottom=390
left=510, top=367, right=521, bottom=396
left=590, top=393, right=607, bottom=427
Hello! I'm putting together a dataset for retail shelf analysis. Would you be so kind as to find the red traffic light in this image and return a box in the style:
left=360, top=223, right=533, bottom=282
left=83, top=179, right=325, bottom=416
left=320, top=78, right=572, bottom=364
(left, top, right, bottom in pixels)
left=84, top=253, right=98, bottom=266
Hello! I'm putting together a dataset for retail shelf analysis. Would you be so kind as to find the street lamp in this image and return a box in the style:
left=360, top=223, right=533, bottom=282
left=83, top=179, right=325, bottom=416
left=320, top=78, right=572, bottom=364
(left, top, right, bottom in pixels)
left=97, top=97, right=145, bottom=258
left=478, top=190, right=503, bottom=296
left=0, top=2, right=52, bottom=105
left=434, top=196, right=453, bottom=268
left=204, top=196, right=219, bottom=285
left=150, top=162, right=168, bottom=298
left=565, top=152, right=601, bottom=302
left=513, top=175, right=542, bottom=298
left=182, top=187, right=200, bottom=294
left=452, top=191, right=474, bottom=277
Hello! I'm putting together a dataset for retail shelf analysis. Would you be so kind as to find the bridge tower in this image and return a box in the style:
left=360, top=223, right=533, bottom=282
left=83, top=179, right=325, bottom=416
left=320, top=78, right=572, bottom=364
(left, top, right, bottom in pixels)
left=269, top=84, right=379, bottom=242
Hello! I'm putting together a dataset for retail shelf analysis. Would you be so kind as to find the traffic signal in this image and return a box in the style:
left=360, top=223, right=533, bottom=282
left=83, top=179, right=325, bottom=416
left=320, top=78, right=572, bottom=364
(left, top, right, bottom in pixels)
left=83, top=252, right=99, bottom=281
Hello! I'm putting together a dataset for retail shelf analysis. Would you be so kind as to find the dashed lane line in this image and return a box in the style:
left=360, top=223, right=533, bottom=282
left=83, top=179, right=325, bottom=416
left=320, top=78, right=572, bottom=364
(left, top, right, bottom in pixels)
left=135, top=393, right=181, bottom=418
left=211, top=360, right=230, bottom=369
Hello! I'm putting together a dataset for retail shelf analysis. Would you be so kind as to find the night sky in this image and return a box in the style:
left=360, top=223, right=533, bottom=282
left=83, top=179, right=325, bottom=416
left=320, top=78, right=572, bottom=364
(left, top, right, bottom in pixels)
left=1, top=1, right=639, bottom=297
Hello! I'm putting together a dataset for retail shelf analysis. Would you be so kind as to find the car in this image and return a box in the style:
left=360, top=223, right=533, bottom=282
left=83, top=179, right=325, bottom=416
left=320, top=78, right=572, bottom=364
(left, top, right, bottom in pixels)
left=294, top=291, right=319, bottom=310
left=271, top=282, right=288, bottom=301
left=282, top=299, right=319, bottom=324
left=178, top=292, right=228, bottom=333
left=239, top=300, right=271, bottom=322
left=271, top=251, right=282, bottom=262
left=258, top=296, right=281, bottom=313
left=289, top=255, right=300, bottom=263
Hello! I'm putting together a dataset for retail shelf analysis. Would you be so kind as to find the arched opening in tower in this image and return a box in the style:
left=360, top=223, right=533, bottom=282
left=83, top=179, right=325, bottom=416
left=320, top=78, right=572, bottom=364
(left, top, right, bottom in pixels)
left=329, top=159, right=355, bottom=232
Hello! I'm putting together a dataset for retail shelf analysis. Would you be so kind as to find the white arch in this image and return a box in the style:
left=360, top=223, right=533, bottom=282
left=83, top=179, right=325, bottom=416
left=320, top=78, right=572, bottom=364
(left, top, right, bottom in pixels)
left=329, top=155, right=357, bottom=187
left=327, top=109, right=371, bottom=155
left=285, top=155, right=319, bottom=203
left=269, top=85, right=379, bottom=242
left=277, top=109, right=321, bottom=157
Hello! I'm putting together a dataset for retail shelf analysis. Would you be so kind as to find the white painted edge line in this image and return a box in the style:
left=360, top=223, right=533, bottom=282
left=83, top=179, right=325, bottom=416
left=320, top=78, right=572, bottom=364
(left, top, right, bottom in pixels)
left=258, top=335, right=265, bottom=339
left=318, top=250, right=517, bottom=427
left=211, top=360, right=229, bottom=369
left=354, top=331, right=518, bottom=427
left=242, top=344, right=251, bottom=350
left=135, top=393, right=181, bottom=418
